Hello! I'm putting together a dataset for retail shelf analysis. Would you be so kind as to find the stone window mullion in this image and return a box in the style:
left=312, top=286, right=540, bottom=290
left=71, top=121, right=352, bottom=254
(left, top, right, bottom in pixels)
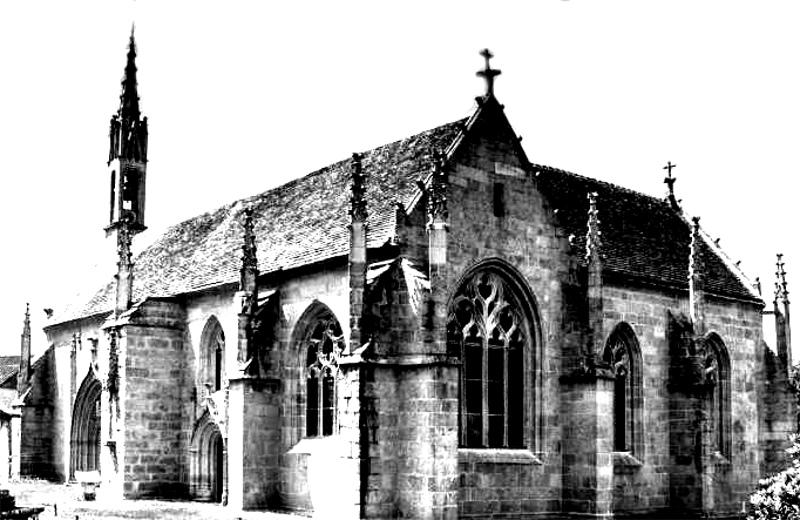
left=460, top=338, right=467, bottom=446
left=304, top=315, right=344, bottom=439
left=449, top=270, right=532, bottom=450
left=317, top=373, right=324, bottom=437
left=481, top=334, right=489, bottom=448
left=503, top=334, right=509, bottom=448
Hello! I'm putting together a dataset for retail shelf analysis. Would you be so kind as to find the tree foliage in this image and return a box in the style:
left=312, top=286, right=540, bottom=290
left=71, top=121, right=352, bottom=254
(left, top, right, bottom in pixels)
left=749, top=435, right=800, bottom=520
left=749, top=368, right=800, bottom=520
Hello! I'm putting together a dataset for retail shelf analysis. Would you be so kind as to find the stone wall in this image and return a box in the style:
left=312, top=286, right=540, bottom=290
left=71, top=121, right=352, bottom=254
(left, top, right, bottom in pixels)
left=227, top=378, right=282, bottom=510
left=20, top=345, right=56, bottom=480
left=599, top=283, right=764, bottom=516
left=360, top=363, right=458, bottom=519
left=758, top=325, right=796, bottom=477
left=122, top=299, right=186, bottom=498
left=267, top=265, right=350, bottom=513
left=443, top=104, right=569, bottom=518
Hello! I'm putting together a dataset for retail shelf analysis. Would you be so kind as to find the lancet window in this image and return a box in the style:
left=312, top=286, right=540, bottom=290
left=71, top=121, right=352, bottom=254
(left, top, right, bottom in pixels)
left=200, top=317, right=225, bottom=394
left=306, top=316, right=345, bottom=438
left=602, top=323, right=643, bottom=455
left=703, top=334, right=731, bottom=458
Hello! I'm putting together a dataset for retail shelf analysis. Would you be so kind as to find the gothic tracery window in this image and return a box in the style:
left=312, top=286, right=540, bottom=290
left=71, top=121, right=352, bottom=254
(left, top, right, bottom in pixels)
left=306, top=316, right=345, bottom=438
left=448, top=271, right=529, bottom=449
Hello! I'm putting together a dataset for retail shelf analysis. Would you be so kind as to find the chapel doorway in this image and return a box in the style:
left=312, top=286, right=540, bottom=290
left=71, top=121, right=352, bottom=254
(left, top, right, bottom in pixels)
left=212, top=434, right=223, bottom=503
left=70, top=374, right=102, bottom=480
left=190, top=413, right=224, bottom=502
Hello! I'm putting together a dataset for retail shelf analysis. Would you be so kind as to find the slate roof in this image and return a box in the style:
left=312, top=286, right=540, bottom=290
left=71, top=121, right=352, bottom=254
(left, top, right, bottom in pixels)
left=53, top=119, right=467, bottom=325
left=0, top=356, right=19, bottom=387
left=534, top=165, right=756, bottom=300
left=51, top=110, right=758, bottom=327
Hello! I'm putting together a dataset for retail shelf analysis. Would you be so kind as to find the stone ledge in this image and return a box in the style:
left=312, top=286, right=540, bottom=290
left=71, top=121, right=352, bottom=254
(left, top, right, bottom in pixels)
left=458, top=448, right=543, bottom=465
left=613, top=451, right=643, bottom=474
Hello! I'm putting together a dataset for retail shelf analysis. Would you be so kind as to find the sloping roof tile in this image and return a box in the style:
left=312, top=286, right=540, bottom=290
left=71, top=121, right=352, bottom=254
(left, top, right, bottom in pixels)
left=51, top=113, right=758, bottom=327
left=534, top=165, right=756, bottom=301
left=53, top=119, right=467, bottom=325
left=0, top=356, right=19, bottom=386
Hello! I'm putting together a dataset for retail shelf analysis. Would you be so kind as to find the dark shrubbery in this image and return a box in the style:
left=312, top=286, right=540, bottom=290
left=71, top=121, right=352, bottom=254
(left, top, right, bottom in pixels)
left=748, top=435, right=800, bottom=519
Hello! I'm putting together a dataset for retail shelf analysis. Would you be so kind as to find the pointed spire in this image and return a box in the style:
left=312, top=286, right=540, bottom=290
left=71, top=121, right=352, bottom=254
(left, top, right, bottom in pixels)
left=115, top=222, right=134, bottom=315
left=350, top=153, right=368, bottom=222
left=427, top=149, right=448, bottom=227
left=476, top=49, right=501, bottom=98
left=776, top=253, right=789, bottom=304
left=689, top=216, right=706, bottom=333
left=120, top=27, right=140, bottom=123
left=18, top=303, right=31, bottom=394
left=109, top=27, right=148, bottom=165
left=586, top=192, right=602, bottom=262
left=586, top=193, right=605, bottom=367
left=22, top=303, right=30, bottom=338
left=240, top=207, right=258, bottom=293
left=237, top=206, right=260, bottom=373
left=349, top=153, right=368, bottom=353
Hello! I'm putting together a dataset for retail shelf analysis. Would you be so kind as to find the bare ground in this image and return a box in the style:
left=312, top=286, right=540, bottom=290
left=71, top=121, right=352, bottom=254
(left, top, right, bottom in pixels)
left=9, top=480, right=306, bottom=520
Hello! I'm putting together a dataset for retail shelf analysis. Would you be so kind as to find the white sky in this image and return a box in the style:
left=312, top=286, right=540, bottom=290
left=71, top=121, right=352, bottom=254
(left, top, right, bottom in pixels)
left=0, top=1, right=796, bottom=357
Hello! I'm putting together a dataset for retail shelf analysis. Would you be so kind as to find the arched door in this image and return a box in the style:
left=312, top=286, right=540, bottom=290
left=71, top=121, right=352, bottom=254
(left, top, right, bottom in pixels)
left=190, top=413, right=224, bottom=502
left=70, top=374, right=102, bottom=479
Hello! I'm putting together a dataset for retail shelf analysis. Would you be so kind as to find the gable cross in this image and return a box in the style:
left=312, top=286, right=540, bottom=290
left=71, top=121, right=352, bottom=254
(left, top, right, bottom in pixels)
left=476, top=48, right=502, bottom=97
left=663, top=161, right=677, bottom=193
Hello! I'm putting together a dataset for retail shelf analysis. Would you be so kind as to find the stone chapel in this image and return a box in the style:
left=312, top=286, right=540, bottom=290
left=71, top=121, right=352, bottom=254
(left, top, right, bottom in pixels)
left=15, top=33, right=796, bottom=519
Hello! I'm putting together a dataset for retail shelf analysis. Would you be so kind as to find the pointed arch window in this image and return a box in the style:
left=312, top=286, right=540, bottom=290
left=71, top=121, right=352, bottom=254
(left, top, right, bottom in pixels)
left=448, top=271, right=532, bottom=449
left=306, top=316, right=345, bottom=438
left=602, top=323, right=643, bottom=456
left=200, top=318, right=225, bottom=394
left=703, top=334, right=731, bottom=459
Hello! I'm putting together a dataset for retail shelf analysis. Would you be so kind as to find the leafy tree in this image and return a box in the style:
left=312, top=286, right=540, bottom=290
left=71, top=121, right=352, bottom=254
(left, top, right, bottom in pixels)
left=748, top=368, right=800, bottom=519
left=748, top=435, right=800, bottom=520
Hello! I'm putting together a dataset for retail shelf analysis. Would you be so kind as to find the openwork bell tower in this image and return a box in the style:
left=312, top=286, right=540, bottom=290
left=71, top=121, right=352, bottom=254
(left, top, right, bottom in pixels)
left=107, top=28, right=148, bottom=314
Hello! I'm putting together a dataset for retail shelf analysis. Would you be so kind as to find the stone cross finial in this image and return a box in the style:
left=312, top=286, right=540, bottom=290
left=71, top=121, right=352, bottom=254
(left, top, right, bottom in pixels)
left=476, top=48, right=501, bottom=97
left=663, top=161, right=679, bottom=210
left=586, top=192, right=602, bottom=261
left=776, top=253, right=789, bottom=303
left=350, top=152, right=368, bottom=222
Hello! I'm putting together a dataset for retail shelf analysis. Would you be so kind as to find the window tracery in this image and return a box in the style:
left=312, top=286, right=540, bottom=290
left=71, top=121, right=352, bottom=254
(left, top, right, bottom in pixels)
left=448, top=271, right=527, bottom=449
left=306, top=316, right=345, bottom=438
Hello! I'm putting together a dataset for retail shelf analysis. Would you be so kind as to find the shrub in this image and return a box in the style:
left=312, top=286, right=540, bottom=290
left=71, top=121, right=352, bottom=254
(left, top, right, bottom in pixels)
left=749, top=434, right=800, bottom=520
